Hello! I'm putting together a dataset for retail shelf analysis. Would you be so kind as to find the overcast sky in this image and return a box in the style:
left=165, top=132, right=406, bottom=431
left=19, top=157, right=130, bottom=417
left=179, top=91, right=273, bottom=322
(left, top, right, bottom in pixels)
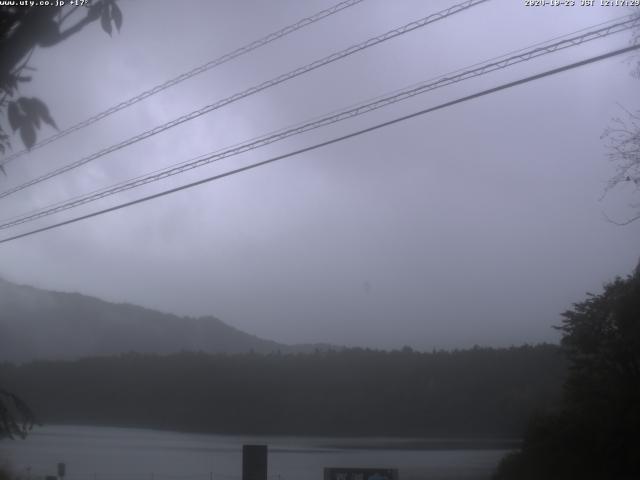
left=0, top=0, right=639, bottom=350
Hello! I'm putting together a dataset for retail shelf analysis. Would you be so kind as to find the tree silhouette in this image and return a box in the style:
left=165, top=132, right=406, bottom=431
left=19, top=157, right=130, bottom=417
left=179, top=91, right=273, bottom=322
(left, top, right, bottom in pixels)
left=0, top=1, right=122, bottom=160
left=602, top=108, right=640, bottom=225
left=0, top=389, right=33, bottom=439
left=601, top=16, right=640, bottom=225
left=0, top=2, right=123, bottom=439
left=494, top=261, right=640, bottom=479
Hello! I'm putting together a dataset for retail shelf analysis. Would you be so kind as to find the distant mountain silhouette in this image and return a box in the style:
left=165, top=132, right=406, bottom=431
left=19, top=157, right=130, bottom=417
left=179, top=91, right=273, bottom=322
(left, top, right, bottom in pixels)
left=0, top=277, right=333, bottom=362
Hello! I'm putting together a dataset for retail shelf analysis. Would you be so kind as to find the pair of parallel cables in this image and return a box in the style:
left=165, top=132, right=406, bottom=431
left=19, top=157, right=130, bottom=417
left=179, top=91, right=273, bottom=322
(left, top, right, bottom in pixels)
left=0, top=1, right=638, bottom=243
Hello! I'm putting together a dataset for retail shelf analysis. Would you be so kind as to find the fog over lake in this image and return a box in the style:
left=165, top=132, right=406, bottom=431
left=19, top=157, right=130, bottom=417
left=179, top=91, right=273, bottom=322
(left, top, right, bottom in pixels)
left=1, top=426, right=510, bottom=480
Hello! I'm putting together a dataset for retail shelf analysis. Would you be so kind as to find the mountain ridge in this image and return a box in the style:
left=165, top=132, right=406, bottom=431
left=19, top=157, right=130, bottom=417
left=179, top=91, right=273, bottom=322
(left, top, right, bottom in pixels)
left=0, top=277, right=334, bottom=362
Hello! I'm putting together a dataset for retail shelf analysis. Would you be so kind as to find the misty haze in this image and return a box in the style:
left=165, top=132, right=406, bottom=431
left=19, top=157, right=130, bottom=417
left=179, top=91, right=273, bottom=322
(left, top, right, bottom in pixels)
left=1, top=1, right=639, bottom=480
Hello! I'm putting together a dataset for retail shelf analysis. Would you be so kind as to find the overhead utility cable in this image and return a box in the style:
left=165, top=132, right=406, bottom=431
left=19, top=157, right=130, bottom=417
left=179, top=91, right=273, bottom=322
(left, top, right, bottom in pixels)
left=0, top=0, right=367, bottom=166
left=0, top=43, right=637, bottom=245
left=0, top=0, right=489, bottom=199
left=0, top=15, right=637, bottom=231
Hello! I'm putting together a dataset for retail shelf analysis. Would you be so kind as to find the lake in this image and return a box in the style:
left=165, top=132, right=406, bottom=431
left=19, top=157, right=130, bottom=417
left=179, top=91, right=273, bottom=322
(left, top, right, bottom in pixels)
left=0, top=426, right=514, bottom=480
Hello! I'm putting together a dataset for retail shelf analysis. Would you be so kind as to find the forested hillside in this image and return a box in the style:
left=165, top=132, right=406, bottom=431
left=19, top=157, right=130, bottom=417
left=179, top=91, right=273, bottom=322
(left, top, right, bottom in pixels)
left=0, top=345, right=565, bottom=437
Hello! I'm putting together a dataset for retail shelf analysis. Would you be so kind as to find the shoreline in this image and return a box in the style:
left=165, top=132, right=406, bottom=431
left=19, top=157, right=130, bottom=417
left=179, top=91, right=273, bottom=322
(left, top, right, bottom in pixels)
left=22, top=424, right=520, bottom=451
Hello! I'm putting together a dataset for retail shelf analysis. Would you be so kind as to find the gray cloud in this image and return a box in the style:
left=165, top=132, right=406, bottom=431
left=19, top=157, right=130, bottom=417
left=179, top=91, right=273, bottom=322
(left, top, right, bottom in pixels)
left=1, top=0, right=639, bottom=350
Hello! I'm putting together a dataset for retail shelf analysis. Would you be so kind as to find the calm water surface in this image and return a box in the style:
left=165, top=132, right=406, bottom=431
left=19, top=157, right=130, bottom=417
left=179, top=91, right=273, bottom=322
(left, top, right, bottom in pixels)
left=0, top=426, right=512, bottom=480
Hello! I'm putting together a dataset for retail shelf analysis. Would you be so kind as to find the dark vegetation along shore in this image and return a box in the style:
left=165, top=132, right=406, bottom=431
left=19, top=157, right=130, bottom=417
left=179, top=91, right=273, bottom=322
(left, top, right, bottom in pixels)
left=1, top=266, right=638, bottom=480
left=0, top=264, right=638, bottom=480
left=495, top=268, right=640, bottom=480
left=0, top=344, right=565, bottom=438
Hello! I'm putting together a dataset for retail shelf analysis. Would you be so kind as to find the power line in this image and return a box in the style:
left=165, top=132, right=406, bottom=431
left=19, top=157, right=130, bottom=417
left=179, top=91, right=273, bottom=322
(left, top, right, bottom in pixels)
left=0, top=0, right=367, bottom=166
left=0, top=0, right=490, bottom=200
left=2, top=15, right=635, bottom=228
left=1, top=15, right=637, bottom=231
left=1, top=43, right=637, bottom=246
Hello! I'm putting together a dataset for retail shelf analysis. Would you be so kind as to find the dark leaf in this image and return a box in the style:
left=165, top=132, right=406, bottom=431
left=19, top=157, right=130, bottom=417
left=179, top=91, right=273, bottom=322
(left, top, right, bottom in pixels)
left=111, top=2, right=123, bottom=31
left=27, top=97, right=57, bottom=130
left=7, top=101, right=22, bottom=132
left=0, top=164, right=5, bottom=176
left=87, top=2, right=104, bottom=21
left=0, top=77, right=16, bottom=95
left=20, top=123, right=36, bottom=149
left=16, top=75, right=32, bottom=83
left=17, top=97, right=30, bottom=111
left=37, top=19, right=61, bottom=47
left=101, top=8, right=112, bottom=36
left=18, top=97, right=41, bottom=129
